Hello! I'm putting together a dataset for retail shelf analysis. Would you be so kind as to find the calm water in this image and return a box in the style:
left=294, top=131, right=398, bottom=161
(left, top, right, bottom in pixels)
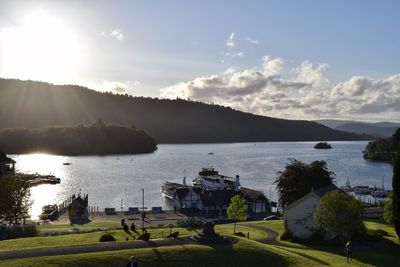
left=10, top=141, right=393, bottom=218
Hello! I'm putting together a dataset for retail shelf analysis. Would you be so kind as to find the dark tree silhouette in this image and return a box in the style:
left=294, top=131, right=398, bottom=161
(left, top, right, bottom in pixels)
left=274, top=159, right=335, bottom=209
left=0, top=122, right=157, bottom=155
left=393, top=147, right=400, bottom=239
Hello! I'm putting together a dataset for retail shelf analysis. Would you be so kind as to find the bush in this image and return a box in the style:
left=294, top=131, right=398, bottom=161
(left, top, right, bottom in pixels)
left=167, top=231, right=179, bottom=238
left=234, top=232, right=246, bottom=237
left=176, top=217, right=204, bottom=228
left=0, top=223, right=38, bottom=240
left=138, top=233, right=150, bottom=241
left=99, top=233, right=116, bottom=242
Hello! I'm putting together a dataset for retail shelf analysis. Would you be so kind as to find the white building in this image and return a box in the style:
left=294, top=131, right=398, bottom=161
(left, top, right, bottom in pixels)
left=284, top=184, right=338, bottom=239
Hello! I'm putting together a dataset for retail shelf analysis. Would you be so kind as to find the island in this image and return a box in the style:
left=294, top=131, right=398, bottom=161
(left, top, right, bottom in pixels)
left=314, top=142, right=332, bottom=149
left=0, top=121, right=157, bottom=155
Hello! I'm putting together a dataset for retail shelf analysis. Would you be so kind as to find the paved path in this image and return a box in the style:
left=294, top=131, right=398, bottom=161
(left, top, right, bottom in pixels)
left=0, top=237, right=196, bottom=260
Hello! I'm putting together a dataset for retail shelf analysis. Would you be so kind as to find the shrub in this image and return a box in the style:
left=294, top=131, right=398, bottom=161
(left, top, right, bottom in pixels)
left=0, top=223, right=38, bottom=240
left=99, top=233, right=116, bottom=242
left=167, top=231, right=179, bottom=238
left=138, top=233, right=150, bottom=241
left=176, top=217, right=204, bottom=228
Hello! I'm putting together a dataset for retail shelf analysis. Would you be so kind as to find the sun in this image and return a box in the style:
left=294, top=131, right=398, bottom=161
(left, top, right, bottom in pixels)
left=0, top=11, right=81, bottom=84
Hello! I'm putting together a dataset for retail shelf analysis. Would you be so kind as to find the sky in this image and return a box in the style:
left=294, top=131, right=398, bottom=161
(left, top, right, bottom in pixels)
left=0, top=0, right=399, bottom=122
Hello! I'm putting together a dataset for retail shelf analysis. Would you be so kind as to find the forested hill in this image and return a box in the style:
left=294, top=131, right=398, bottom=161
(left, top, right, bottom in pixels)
left=0, top=78, right=368, bottom=143
left=0, top=123, right=157, bottom=155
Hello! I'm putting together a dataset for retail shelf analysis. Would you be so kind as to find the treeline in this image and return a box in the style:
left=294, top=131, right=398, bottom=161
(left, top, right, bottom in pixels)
left=0, top=121, right=157, bottom=155
left=0, top=78, right=369, bottom=143
left=363, top=128, right=400, bottom=162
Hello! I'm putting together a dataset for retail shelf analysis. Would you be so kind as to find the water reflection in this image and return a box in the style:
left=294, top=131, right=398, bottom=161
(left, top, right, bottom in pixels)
left=9, top=142, right=393, bottom=220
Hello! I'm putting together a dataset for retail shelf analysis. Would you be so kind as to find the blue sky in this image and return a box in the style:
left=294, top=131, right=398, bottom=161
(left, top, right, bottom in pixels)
left=0, top=0, right=399, bottom=121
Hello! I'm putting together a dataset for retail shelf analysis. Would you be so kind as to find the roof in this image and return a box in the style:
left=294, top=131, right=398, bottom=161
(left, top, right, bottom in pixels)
left=240, top=187, right=269, bottom=202
left=200, top=190, right=239, bottom=206
left=285, top=183, right=340, bottom=211
left=0, top=151, right=15, bottom=163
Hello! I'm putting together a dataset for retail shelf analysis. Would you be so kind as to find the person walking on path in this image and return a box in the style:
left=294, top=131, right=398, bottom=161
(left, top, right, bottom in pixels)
left=345, top=241, right=353, bottom=262
left=126, top=255, right=138, bottom=267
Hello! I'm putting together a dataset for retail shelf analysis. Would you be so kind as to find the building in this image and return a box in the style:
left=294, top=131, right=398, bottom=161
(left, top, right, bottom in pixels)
left=68, top=193, right=89, bottom=223
left=0, top=151, right=16, bottom=177
left=284, top=184, right=338, bottom=239
left=161, top=167, right=271, bottom=218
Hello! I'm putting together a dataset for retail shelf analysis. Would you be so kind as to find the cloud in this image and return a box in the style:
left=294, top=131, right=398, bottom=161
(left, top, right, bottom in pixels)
left=226, top=33, right=235, bottom=49
left=110, top=29, right=124, bottom=41
left=246, top=38, right=260, bottom=45
left=100, top=80, right=140, bottom=94
left=224, top=51, right=244, bottom=58
left=160, top=55, right=400, bottom=121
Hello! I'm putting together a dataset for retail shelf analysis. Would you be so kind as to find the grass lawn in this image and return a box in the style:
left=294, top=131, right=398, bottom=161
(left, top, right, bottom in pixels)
left=0, top=239, right=316, bottom=267
left=0, top=227, right=196, bottom=252
left=1, top=219, right=399, bottom=266
left=37, top=221, right=120, bottom=230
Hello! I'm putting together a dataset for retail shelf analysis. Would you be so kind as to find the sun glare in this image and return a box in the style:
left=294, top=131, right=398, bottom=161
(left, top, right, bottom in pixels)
left=0, top=11, right=81, bottom=84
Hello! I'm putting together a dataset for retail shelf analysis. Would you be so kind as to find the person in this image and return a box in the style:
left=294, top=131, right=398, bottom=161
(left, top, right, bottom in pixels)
left=130, top=222, right=136, bottom=232
left=126, top=256, right=138, bottom=267
left=121, top=218, right=125, bottom=227
left=123, top=222, right=129, bottom=232
left=345, top=240, right=353, bottom=262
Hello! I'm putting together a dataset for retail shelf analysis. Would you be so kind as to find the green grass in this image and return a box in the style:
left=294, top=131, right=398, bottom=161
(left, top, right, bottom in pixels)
left=214, top=223, right=268, bottom=241
left=0, top=227, right=196, bottom=252
left=1, top=219, right=399, bottom=267
left=37, top=221, right=120, bottom=230
left=0, top=239, right=314, bottom=267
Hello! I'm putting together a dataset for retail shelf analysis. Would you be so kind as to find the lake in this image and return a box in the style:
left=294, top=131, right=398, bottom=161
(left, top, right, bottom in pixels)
left=9, top=141, right=393, bottom=218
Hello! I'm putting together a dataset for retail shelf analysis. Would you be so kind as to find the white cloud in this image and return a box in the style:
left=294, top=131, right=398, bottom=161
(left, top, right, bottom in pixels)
left=226, top=33, right=235, bottom=49
left=224, top=51, right=244, bottom=58
left=110, top=29, right=124, bottom=41
left=160, top=55, right=400, bottom=121
left=246, top=37, right=260, bottom=44
left=100, top=80, right=140, bottom=94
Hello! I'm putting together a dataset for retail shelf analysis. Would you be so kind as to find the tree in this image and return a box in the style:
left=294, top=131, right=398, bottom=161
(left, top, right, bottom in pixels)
left=227, top=195, right=247, bottom=234
left=383, top=192, right=394, bottom=224
left=392, top=147, right=400, bottom=239
left=0, top=175, right=32, bottom=225
left=275, top=159, right=335, bottom=209
left=314, top=190, right=364, bottom=241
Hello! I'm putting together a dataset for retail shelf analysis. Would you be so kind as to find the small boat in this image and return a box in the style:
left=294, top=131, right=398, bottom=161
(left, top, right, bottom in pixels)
left=208, top=152, right=214, bottom=155
left=353, top=185, right=370, bottom=195
left=371, top=190, right=388, bottom=198
left=63, top=162, right=72, bottom=165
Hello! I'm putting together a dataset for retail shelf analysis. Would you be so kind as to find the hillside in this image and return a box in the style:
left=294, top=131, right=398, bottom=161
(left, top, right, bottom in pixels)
left=316, top=119, right=400, bottom=137
left=0, top=78, right=368, bottom=143
left=363, top=128, right=400, bottom=162
left=0, top=122, right=157, bottom=155
left=336, top=123, right=399, bottom=138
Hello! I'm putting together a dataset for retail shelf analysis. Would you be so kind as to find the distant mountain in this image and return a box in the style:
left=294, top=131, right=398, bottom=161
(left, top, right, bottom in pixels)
left=316, top=120, right=400, bottom=138
left=315, top=119, right=355, bottom=129
left=0, top=78, right=369, bottom=143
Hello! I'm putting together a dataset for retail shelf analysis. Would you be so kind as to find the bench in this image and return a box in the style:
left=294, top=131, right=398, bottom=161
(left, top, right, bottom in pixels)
left=105, top=208, right=116, bottom=215
left=151, top=207, right=162, bottom=214
left=124, top=207, right=139, bottom=215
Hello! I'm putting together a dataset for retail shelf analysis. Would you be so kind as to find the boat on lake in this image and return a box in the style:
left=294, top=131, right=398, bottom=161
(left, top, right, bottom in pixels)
left=161, top=167, right=271, bottom=217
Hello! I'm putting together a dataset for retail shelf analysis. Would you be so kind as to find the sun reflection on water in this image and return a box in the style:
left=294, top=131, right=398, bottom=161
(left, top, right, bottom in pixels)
left=10, top=153, right=68, bottom=219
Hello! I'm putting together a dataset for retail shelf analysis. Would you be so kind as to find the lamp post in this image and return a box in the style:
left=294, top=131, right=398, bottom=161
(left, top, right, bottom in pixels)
left=141, top=188, right=145, bottom=229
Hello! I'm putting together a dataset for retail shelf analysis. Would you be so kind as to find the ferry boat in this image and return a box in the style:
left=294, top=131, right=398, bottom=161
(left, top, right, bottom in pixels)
left=161, top=167, right=270, bottom=217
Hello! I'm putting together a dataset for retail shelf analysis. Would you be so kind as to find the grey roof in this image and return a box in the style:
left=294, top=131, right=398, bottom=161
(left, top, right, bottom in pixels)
left=312, top=184, right=339, bottom=197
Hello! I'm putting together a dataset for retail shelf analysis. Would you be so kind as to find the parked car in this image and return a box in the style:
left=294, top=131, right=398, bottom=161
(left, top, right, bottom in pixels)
left=263, top=215, right=280, bottom=220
